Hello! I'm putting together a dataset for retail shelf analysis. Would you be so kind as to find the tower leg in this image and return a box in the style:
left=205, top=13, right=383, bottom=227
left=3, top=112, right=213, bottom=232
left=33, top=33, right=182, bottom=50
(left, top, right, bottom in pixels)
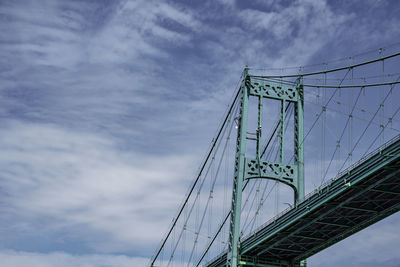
left=227, top=68, right=249, bottom=267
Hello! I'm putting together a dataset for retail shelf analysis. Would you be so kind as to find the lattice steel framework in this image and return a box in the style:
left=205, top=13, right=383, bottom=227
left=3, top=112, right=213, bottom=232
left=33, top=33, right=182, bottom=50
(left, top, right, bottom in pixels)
left=226, top=68, right=305, bottom=267
left=207, top=134, right=400, bottom=267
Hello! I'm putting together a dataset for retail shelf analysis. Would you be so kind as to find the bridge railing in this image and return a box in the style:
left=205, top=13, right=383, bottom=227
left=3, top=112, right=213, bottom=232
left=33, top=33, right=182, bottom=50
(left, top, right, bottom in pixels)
left=334, top=133, right=400, bottom=183
left=242, top=133, right=400, bottom=241
left=205, top=134, right=400, bottom=266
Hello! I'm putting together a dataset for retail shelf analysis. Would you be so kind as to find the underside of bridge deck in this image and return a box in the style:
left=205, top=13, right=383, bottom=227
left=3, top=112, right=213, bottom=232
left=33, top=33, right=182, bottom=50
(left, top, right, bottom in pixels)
left=206, top=135, right=400, bottom=267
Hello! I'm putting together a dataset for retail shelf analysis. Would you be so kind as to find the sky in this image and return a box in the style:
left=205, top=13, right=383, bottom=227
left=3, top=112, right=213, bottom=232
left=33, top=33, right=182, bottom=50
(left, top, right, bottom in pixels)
left=1, top=0, right=400, bottom=266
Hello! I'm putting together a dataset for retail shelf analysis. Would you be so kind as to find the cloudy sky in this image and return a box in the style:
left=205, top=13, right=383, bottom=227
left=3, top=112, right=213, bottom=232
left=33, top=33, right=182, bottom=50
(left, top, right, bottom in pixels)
left=1, top=0, right=400, bottom=266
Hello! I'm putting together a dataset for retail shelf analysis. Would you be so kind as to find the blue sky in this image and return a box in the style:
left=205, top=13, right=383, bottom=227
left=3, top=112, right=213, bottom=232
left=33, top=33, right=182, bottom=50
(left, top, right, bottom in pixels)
left=1, top=0, right=400, bottom=266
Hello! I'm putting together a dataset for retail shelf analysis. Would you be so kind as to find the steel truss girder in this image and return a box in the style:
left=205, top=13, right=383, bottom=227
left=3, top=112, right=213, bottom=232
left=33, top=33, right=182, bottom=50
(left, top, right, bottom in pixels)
left=370, top=188, right=400, bottom=195
left=211, top=147, right=400, bottom=266
left=293, top=202, right=400, bottom=262
left=341, top=205, right=377, bottom=212
left=235, top=137, right=400, bottom=263
left=253, top=167, right=400, bottom=259
left=239, top=255, right=291, bottom=267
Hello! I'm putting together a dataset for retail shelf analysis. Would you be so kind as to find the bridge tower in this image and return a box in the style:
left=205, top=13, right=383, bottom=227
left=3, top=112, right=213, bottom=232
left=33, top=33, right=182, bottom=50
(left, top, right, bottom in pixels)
left=226, top=68, right=305, bottom=267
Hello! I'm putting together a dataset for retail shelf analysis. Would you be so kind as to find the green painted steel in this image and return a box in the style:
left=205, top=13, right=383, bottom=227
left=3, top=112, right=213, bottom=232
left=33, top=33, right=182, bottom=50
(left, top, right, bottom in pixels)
left=226, top=69, right=306, bottom=266
left=244, top=158, right=298, bottom=189
left=256, top=95, right=263, bottom=160
left=227, top=68, right=250, bottom=267
left=206, top=134, right=400, bottom=267
left=221, top=70, right=400, bottom=267
left=247, top=80, right=300, bottom=102
left=243, top=74, right=305, bottom=203
left=280, top=99, right=285, bottom=164
left=294, top=82, right=304, bottom=203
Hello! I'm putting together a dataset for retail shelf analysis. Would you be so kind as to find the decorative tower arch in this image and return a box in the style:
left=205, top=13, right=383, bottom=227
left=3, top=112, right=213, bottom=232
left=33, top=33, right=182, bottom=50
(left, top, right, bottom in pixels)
left=226, top=67, right=305, bottom=267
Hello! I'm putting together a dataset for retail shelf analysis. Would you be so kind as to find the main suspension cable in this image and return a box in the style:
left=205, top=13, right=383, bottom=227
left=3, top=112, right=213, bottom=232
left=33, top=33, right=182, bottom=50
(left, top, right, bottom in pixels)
left=250, top=52, right=400, bottom=78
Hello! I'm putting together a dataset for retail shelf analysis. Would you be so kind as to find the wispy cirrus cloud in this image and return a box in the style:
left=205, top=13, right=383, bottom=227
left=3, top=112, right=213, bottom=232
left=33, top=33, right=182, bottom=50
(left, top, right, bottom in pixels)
left=0, top=250, right=149, bottom=267
left=0, top=120, right=196, bottom=254
left=1, top=0, right=400, bottom=266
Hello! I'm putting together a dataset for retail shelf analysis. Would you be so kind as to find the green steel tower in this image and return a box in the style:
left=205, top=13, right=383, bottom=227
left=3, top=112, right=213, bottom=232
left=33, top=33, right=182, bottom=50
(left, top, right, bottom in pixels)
left=226, top=68, right=305, bottom=267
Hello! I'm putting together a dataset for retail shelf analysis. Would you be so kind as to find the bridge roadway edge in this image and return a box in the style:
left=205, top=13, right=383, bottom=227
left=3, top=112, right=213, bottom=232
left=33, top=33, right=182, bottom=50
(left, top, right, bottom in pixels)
left=206, top=134, right=400, bottom=267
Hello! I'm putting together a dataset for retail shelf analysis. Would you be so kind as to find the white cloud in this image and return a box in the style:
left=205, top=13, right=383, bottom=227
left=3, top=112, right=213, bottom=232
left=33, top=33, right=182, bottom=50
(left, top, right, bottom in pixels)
left=235, top=0, right=352, bottom=68
left=0, top=120, right=196, bottom=252
left=1, top=0, right=400, bottom=265
left=155, top=2, right=201, bottom=30
left=0, top=250, right=149, bottom=267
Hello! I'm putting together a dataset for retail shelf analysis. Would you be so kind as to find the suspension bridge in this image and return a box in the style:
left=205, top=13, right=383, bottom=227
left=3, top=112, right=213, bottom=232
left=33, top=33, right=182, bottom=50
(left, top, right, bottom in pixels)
left=149, top=45, right=400, bottom=267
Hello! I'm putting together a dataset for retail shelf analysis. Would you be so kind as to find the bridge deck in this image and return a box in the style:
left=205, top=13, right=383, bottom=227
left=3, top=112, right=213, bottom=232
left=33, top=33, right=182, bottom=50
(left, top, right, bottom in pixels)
left=206, top=135, right=400, bottom=267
